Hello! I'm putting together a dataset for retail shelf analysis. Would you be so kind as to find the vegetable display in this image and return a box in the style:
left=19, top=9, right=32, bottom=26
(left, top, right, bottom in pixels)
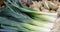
left=0, top=0, right=56, bottom=32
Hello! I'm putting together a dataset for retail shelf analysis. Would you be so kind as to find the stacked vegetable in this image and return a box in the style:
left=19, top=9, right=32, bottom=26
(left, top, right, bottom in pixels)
left=0, top=0, right=56, bottom=32
left=30, top=0, right=59, bottom=13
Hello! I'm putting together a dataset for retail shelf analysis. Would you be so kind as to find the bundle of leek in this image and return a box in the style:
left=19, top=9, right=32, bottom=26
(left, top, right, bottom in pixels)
left=0, top=0, right=56, bottom=32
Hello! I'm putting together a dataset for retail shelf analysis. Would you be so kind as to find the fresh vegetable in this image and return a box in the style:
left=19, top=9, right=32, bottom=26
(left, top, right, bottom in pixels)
left=0, top=0, right=56, bottom=32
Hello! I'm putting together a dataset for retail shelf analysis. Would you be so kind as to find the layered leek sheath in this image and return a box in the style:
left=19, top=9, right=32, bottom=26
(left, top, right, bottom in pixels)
left=0, top=0, right=56, bottom=32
